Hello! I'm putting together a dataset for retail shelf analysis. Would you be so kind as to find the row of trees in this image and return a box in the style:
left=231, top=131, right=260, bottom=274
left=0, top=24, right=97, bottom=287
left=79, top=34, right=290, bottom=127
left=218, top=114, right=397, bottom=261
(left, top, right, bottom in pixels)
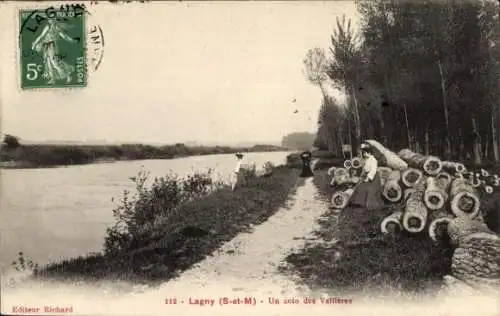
left=304, top=0, right=500, bottom=164
left=281, top=132, right=315, bottom=150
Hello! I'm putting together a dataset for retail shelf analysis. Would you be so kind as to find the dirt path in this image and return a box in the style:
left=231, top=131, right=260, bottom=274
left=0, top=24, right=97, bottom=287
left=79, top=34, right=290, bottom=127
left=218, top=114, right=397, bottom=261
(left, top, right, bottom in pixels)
left=113, top=177, right=332, bottom=314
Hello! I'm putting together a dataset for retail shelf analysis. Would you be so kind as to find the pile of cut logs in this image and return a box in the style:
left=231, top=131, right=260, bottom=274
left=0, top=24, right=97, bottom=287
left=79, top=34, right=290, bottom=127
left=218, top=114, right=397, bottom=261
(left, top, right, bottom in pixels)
left=328, top=139, right=497, bottom=241
left=328, top=139, right=500, bottom=294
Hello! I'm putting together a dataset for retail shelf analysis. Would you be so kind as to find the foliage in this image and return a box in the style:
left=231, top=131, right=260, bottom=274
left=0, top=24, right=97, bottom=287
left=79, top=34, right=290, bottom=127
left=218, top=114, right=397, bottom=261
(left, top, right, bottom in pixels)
left=307, top=0, right=500, bottom=163
left=281, top=132, right=315, bottom=150
left=11, top=252, right=39, bottom=274
left=103, top=168, right=225, bottom=256
left=2, top=134, right=21, bottom=149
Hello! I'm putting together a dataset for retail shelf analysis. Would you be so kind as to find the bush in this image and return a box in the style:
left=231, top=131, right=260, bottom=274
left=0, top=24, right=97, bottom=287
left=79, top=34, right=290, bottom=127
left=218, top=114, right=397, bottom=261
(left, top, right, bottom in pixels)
left=2, top=134, right=21, bottom=149
left=261, top=161, right=276, bottom=176
left=104, top=168, right=225, bottom=256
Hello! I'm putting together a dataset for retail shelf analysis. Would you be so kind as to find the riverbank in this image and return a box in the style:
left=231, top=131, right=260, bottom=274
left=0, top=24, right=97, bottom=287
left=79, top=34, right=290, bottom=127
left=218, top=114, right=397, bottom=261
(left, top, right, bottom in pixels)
left=0, top=143, right=288, bottom=169
left=7, top=164, right=302, bottom=289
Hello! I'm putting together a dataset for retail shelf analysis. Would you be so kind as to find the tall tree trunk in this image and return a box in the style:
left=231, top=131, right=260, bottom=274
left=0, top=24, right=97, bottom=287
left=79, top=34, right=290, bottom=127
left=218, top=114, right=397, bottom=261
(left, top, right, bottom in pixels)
left=403, top=103, right=411, bottom=148
left=351, top=87, right=362, bottom=149
left=437, top=58, right=452, bottom=159
left=472, top=117, right=482, bottom=165
left=337, top=126, right=344, bottom=157
left=492, top=107, right=499, bottom=162
left=458, top=128, right=465, bottom=161
left=484, top=134, right=489, bottom=161
left=425, top=129, right=430, bottom=156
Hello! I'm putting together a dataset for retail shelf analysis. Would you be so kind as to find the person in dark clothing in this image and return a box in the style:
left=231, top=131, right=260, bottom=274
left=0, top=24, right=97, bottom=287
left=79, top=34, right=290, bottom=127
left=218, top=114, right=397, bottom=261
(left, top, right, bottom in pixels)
left=348, top=143, right=385, bottom=210
left=299, top=151, right=314, bottom=178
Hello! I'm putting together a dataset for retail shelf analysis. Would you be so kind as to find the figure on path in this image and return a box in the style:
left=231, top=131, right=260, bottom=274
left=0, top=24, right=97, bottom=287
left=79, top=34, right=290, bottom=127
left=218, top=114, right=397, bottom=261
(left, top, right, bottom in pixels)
left=348, top=143, right=384, bottom=210
left=299, top=151, right=314, bottom=178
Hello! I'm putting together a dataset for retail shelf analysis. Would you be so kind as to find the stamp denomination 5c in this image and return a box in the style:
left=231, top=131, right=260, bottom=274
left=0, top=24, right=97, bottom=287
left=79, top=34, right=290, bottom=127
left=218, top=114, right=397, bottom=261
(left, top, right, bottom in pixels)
left=19, top=4, right=87, bottom=89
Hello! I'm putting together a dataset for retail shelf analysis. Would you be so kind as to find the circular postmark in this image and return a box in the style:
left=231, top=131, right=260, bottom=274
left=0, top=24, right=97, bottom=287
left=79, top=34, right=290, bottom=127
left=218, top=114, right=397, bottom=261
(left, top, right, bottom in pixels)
left=87, top=24, right=105, bottom=72
left=18, top=3, right=104, bottom=89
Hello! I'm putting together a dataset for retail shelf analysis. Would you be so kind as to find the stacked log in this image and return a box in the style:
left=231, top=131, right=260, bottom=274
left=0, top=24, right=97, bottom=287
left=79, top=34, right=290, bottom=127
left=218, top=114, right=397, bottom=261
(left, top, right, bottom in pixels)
left=351, top=157, right=363, bottom=169
left=428, top=209, right=455, bottom=242
left=381, top=210, right=403, bottom=235
left=449, top=178, right=480, bottom=219
left=377, top=166, right=393, bottom=186
left=436, top=172, right=453, bottom=191
left=324, top=142, right=500, bottom=294
left=480, top=169, right=490, bottom=178
left=327, top=143, right=496, bottom=240
left=327, top=166, right=337, bottom=177
left=401, top=168, right=424, bottom=188
left=334, top=168, right=349, bottom=178
left=343, top=159, right=352, bottom=169
left=402, top=178, right=428, bottom=233
left=403, top=188, right=416, bottom=201
left=330, top=168, right=351, bottom=186
left=485, top=185, right=494, bottom=194
left=424, top=177, right=448, bottom=210
left=331, top=188, right=354, bottom=209
left=364, top=139, right=408, bottom=171
left=466, top=173, right=482, bottom=188
left=398, top=149, right=443, bottom=176
left=442, top=161, right=467, bottom=174
left=444, top=217, right=500, bottom=294
left=382, top=170, right=403, bottom=203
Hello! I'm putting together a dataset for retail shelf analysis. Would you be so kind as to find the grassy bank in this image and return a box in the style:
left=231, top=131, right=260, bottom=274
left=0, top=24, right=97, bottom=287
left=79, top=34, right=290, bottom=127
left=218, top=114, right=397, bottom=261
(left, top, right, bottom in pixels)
left=18, top=164, right=302, bottom=287
left=282, top=166, right=500, bottom=298
left=0, top=143, right=287, bottom=169
left=282, top=170, right=454, bottom=298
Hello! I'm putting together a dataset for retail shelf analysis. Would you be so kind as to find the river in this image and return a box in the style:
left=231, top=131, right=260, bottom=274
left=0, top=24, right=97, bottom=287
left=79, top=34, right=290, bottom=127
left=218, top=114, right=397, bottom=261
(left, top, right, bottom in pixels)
left=0, top=151, right=291, bottom=272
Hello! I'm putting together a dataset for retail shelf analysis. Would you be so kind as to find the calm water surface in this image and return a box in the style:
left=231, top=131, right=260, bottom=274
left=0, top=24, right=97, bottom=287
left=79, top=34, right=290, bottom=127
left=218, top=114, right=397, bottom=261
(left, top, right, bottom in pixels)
left=0, top=152, right=291, bottom=271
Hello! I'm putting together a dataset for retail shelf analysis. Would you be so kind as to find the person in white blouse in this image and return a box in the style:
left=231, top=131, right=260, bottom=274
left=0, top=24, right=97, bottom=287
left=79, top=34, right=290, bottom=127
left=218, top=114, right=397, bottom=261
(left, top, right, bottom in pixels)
left=231, top=153, right=244, bottom=191
left=348, top=143, right=384, bottom=210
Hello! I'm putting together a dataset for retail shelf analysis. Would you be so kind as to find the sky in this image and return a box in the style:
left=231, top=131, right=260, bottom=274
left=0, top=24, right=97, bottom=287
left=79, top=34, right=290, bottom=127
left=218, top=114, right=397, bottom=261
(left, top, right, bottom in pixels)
left=0, top=1, right=360, bottom=145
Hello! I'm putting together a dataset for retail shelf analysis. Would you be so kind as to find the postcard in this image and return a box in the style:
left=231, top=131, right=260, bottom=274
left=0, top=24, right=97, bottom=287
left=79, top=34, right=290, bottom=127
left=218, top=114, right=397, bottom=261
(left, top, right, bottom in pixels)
left=1, top=1, right=499, bottom=315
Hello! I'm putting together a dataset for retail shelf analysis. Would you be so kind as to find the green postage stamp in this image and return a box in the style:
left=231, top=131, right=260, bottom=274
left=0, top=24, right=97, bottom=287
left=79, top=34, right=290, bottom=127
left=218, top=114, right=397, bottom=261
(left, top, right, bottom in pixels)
left=19, top=5, right=87, bottom=89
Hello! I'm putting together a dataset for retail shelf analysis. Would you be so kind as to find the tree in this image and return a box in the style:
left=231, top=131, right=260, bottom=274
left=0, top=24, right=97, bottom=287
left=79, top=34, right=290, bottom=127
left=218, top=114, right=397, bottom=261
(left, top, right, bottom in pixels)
left=303, top=47, right=330, bottom=98
left=281, top=132, right=316, bottom=150
left=2, top=134, right=21, bottom=149
left=306, top=0, right=500, bottom=163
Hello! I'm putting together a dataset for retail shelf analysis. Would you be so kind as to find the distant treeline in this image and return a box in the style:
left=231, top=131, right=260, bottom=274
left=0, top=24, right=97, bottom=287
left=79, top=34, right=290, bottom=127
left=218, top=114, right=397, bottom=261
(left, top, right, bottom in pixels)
left=0, top=139, right=286, bottom=168
left=281, top=132, right=316, bottom=150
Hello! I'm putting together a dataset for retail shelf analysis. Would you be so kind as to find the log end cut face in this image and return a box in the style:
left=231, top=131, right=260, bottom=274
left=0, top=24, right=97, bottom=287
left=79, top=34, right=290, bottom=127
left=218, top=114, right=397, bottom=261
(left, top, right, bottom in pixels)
left=385, top=221, right=401, bottom=234
left=408, top=217, right=422, bottom=228
left=429, top=217, right=453, bottom=242
left=423, top=158, right=443, bottom=175
left=402, top=168, right=424, bottom=187
left=450, top=192, right=480, bottom=219
left=424, top=192, right=445, bottom=210
left=383, top=184, right=402, bottom=202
